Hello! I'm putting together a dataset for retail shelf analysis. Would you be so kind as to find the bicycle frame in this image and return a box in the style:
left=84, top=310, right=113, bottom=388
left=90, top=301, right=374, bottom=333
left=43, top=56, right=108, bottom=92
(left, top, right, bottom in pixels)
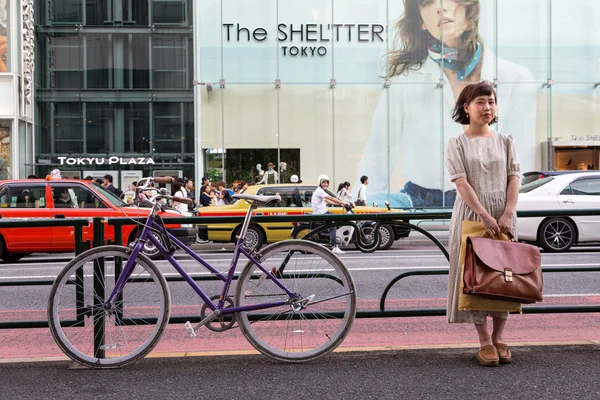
left=105, top=203, right=297, bottom=316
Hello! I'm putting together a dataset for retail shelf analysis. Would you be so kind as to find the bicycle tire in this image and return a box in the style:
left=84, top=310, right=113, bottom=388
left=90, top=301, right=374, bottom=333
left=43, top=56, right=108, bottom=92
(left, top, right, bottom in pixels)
left=235, top=240, right=356, bottom=362
left=48, top=245, right=171, bottom=368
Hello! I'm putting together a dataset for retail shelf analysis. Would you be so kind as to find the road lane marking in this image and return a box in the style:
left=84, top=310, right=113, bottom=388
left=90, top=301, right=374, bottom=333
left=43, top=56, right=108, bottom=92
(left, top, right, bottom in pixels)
left=4, top=263, right=600, bottom=281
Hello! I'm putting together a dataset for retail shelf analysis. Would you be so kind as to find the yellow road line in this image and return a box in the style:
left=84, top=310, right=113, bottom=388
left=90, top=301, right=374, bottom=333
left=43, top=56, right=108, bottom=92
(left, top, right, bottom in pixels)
left=1, top=340, right=597, bottom=364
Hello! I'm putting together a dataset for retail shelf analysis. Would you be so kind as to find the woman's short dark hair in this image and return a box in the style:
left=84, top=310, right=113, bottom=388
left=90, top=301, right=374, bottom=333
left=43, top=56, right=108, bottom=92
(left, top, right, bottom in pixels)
left=452, top=81, right=498, bottom=126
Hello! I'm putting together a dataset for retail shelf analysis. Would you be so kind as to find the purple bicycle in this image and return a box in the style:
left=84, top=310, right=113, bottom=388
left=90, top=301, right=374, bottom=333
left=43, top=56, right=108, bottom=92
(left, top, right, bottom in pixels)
left=48, top=177, right=356, bottom=368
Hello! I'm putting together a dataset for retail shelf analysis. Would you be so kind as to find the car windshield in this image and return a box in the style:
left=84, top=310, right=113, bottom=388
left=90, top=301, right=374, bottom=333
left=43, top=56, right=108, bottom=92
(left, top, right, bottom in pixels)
left=519, top=177, right=554, bottom=193
left=92, top=182, right=127, bottom=207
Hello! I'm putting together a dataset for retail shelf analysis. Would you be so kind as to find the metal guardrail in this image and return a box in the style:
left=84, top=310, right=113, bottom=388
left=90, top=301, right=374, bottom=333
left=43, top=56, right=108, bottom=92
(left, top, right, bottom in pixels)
left=0, top=209, right=599, bottom=331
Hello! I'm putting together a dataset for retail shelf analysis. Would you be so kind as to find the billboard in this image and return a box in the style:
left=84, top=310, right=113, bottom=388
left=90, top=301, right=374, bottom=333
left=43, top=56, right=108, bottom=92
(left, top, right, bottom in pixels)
left=0, top=0, right=7, bottom=72
left=197, top=0, right=600, bottom=208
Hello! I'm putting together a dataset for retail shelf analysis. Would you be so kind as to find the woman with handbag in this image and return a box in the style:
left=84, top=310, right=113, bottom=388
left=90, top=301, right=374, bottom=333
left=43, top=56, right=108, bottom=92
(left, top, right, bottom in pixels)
left=445, top=81, right=521, bottom=367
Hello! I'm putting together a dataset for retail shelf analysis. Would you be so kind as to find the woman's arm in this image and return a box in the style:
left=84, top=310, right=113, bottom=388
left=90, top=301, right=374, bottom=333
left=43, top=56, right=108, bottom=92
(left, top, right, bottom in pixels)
left=325, top=196, right=347, bottom=206
left=453, top=178, right=488, bottom=217
left=454, top=178, right=500, bottom=235
left=497, top=174, right=520, bottom=234
left=503, top=176, right=519, bottom=216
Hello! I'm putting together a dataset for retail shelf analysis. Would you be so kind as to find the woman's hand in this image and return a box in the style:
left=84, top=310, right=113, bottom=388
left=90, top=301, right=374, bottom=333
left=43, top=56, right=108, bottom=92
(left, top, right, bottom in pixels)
left=481, top=213, right=500, bottom=237
left=497, top=212, right=513, bottom=235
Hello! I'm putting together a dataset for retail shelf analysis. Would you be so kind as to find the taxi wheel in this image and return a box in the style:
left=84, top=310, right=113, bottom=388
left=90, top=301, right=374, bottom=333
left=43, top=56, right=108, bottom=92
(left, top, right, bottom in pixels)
left=243, top=225, right=264, bottom=252
left=129, top=231, right=175, bottom=260
left=1, top=252, right=26, bottom=263
left=293, top=228, right=312, bottom=240
left=377, top=224, right=395, bottom=250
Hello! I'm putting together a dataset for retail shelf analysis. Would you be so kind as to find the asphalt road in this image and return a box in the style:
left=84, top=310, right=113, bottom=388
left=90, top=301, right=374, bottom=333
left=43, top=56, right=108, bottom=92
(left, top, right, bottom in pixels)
left=1, top=240, right=599, bottom=399
left=2, top=345, right=600, bottom=400
left=2, top=245, right=599, bottom=310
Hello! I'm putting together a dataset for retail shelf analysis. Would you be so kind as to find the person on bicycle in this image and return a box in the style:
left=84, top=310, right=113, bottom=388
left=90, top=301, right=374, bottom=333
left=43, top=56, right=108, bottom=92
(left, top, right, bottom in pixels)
left=312, top=174, right=351, bottom=255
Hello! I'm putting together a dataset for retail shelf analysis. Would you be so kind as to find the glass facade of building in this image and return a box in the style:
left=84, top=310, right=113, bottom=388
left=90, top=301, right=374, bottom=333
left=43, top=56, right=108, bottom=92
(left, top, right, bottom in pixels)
left=32, top=0, right=600, bottom=206
left=196, top=0, right=600, bottom=208
left=34, top=0, right=194, bottom=186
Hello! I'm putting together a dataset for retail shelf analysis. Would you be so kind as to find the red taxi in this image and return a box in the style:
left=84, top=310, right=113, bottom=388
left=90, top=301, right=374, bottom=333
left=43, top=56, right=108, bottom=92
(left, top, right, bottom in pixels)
left=0, top=179, right=196, bottom=262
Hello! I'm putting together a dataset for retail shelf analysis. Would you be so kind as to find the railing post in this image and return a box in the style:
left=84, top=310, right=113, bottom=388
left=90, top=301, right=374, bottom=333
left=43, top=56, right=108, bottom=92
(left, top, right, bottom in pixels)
left=92, top=217, right=106, bottom=359
left=73, top=222, right=85, bottom=256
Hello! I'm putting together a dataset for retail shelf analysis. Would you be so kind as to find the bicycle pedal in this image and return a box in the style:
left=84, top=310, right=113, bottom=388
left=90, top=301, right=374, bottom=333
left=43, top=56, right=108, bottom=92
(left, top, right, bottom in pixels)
left=184, top=321, right=197, bottom=339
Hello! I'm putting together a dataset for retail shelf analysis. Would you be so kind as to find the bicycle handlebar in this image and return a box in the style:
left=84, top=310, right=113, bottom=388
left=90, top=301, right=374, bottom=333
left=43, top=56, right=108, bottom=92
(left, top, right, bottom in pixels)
left=153, top=176, right=174, bottom=184
left=173, top=196, right=193, bottom=205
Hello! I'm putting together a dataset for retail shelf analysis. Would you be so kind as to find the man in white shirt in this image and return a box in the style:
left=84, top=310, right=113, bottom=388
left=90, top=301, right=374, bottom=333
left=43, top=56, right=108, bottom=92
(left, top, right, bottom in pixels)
left=356, top=175, right=368, bottom=206
left=172, top=177, right=189, bottom=214
left=312, top=174, right=350, bottom=255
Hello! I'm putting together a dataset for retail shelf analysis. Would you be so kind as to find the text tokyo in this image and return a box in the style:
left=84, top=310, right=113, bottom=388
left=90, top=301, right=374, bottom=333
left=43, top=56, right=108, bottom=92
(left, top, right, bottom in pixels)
left=223, top=23, right=385, bottom=57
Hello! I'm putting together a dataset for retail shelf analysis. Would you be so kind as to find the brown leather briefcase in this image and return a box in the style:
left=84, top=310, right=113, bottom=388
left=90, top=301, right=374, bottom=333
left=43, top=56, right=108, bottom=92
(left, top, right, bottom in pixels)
left=463, top=236, right=543, bottom=304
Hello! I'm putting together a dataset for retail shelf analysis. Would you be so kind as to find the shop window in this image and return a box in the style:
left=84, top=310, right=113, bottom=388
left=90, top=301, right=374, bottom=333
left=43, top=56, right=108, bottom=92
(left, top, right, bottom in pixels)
left=221, top=149, right=301, bottom=185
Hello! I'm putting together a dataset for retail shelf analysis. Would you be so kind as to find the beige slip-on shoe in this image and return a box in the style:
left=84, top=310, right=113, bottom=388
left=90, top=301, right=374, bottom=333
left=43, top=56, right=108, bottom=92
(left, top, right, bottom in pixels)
left=494, top=343, right=512, bottom=364
left=477, top=345, right=500, bottom=367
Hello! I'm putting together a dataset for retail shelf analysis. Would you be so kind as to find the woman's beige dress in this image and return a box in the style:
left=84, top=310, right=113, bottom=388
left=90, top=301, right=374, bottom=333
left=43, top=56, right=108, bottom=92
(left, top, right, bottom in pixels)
left=445, top=132, right=521, bottom=324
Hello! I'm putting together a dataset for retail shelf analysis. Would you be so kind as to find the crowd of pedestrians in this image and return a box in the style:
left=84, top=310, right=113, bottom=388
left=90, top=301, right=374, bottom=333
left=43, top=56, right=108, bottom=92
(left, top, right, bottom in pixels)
left=39, top=168, right=370, bottom=211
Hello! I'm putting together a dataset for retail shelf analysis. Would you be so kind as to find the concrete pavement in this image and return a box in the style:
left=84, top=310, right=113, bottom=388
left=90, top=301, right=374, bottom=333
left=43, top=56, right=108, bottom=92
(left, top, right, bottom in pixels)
left=2, top=345, right=600, bottom=400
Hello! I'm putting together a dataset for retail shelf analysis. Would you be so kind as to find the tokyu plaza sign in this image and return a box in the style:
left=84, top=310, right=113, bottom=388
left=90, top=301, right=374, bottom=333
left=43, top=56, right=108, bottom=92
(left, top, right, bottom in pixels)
left=58, top=157, right=156, bottom=166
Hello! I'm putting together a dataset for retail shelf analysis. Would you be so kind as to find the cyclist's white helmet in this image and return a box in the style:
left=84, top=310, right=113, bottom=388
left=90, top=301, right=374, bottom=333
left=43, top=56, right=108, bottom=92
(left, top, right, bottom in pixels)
left=290, top=174, right=299, bottom=183
left=317, top=174, right=330, bottom=186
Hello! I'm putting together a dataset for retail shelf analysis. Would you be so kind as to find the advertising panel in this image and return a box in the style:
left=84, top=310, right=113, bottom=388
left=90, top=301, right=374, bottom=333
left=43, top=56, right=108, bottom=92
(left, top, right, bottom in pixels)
left=0, top=0, right=8, bottom=72
left=197, top=0, right=600, bottom=208
left=0, top=125, right=9, bottom=179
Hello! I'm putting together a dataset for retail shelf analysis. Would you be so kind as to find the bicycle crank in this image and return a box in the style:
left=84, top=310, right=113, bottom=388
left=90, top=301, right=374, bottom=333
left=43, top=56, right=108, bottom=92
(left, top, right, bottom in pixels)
left=200, top=295, right=237, bottom=332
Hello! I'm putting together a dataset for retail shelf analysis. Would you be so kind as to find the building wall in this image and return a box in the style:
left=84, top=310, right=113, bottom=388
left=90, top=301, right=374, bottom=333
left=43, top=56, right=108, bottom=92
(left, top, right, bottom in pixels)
left=33, top=0, right=194, bottom=187
left=0, top=0, right=35, bottom=180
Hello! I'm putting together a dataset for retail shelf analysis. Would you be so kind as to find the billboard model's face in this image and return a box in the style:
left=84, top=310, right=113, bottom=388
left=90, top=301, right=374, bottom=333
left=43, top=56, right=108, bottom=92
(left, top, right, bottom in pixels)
left=418, top=0, right=467, bottom=47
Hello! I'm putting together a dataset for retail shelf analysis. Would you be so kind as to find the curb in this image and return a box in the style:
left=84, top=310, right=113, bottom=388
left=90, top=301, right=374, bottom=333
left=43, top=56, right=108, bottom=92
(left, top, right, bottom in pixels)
left=2, top=340, right=598, bottom=365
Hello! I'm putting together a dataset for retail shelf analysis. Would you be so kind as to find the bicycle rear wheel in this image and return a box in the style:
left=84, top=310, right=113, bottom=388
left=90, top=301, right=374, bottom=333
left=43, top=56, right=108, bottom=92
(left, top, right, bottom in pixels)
left=235, top=240, right=356, bottom=362
left=48, top=246, right=170, bottom=368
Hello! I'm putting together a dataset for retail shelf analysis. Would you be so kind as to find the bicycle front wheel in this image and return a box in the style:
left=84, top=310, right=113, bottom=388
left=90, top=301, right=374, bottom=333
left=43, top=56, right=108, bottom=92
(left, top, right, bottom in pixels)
left=48, top=246, right=170, bottom=368
left=236, top=240, right=356, bottom=362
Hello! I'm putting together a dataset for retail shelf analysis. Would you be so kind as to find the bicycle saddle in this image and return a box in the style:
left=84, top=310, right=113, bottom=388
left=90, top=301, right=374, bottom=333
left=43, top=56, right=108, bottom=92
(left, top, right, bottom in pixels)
left=233, top=193, right=281, bottom=206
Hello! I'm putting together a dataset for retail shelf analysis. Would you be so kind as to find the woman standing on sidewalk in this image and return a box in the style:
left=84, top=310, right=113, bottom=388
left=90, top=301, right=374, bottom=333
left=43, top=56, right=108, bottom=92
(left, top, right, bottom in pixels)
left=445, top=81, right=521, bottom=367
